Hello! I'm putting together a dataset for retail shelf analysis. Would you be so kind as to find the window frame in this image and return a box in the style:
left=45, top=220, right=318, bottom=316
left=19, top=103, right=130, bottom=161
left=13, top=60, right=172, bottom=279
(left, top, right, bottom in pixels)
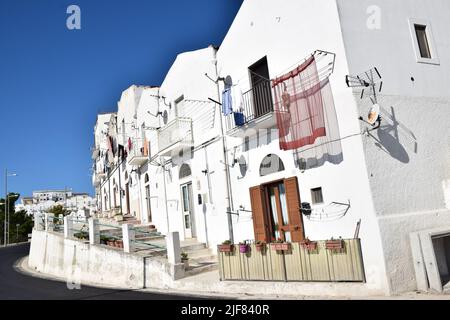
left=310, top=187, right=324, bottom=205
left=408, top=18, right=440, bottom=65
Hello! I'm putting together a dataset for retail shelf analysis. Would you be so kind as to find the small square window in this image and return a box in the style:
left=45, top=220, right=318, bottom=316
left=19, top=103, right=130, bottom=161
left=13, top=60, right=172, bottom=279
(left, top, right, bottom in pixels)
left=311, top=187, right=323, bottom=204
left=414, top=25, right=431, bottom=59
left=408, top=18, right=439, bottom=65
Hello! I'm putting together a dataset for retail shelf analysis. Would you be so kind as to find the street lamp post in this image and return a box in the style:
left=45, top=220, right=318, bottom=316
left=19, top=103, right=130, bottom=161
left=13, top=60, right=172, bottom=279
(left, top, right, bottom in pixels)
left=4, top=169, right=17, bottom=246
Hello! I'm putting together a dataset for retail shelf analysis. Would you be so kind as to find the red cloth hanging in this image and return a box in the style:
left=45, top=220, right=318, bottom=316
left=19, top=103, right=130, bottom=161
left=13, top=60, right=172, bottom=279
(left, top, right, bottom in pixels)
left=128, top=137, right=132, bottom=151
left=272, top=56, right=327, bottom=151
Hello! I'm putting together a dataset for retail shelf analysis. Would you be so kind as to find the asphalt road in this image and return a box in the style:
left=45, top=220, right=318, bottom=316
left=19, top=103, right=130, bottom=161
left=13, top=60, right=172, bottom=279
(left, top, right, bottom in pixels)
left=0, top=243, right=205, bottom=300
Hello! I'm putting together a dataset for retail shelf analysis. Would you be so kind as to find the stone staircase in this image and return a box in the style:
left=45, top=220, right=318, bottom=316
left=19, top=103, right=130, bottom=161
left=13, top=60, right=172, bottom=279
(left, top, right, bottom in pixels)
left=180, top=239, right=218, bottom=277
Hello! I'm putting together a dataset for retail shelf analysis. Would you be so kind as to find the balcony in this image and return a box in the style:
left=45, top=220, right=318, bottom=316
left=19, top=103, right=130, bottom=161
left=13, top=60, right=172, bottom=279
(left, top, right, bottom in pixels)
left=128, top=138, right=149, bottom=166
left=157, top=117, right=193, bottom=157
left=91, top=148, right=100, bottom=160
left=93, top=171, right=106, bottom=187
left=225, top=79, right=276, bottom=138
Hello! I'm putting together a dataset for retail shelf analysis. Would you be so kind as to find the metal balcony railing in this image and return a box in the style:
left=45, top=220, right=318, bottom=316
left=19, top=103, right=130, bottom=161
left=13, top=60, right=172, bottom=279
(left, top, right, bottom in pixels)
left=157, top=117, right=193, bottom=156
left=225, top=79, right=274, bottom=132
left=128, top=138, right=148, bottom=166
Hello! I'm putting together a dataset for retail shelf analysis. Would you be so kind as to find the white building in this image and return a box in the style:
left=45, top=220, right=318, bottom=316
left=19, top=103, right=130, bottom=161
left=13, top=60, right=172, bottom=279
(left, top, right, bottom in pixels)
left=92, top=0, right=450, bottom=295
left=19, top=189, right=95, bottom=217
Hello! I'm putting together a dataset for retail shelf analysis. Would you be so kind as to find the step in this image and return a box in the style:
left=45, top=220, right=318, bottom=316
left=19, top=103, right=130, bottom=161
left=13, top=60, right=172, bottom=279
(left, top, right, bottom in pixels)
left=182, top=248, right=213, bottom=259
left=184, top=262, right=218, bottom=277
left=180, top=242, right=207, bottom=252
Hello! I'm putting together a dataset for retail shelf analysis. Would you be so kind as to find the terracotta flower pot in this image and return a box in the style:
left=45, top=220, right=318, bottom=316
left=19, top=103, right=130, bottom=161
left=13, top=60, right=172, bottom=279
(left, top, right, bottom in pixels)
left=325, top=239, right=344, bottom=250
left=255, top=244, right=266, bottom=252
left=115, top=240, right=123, bottom=248
left=218, top=244, right=234, bottom=253
left=270, top=243, right=291, bottom=251
left=300, top=240, right=318, bottom=251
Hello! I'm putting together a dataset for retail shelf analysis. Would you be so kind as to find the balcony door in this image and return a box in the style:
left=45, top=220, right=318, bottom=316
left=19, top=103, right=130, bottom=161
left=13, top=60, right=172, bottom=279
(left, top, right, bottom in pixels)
left=249, top=56, right=273, bottom=119
left=249, top=177, right=304, bottom=243
left=181, top=182, right=196, bottom=238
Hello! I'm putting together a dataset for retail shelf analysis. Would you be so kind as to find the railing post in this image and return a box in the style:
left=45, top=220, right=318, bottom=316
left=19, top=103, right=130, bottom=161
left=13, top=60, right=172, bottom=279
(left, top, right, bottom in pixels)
left=44, top=213, right=54, bottom=232
left=122, top=224, right=135, bottom=253
left=89, top=218, right=100, bottom=245
left=166, top=232, right=181, bottom=265
left=34, top=212, right=44, bottom=231
left=64, top=216, right=74, bottom=239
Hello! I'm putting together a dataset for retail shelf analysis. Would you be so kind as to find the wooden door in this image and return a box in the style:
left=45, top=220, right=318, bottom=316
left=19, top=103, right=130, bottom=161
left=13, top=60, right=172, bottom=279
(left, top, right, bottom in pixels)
left=284, top=177, right=304, bottom=242
left=249, top=186, right=270, bottom=242
left=249, top=177, right=304, bottom=243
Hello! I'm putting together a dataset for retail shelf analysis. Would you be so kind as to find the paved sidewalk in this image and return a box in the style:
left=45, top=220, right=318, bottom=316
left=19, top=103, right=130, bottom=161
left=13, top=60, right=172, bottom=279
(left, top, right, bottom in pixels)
left=17, top=255, right=450, bottom=300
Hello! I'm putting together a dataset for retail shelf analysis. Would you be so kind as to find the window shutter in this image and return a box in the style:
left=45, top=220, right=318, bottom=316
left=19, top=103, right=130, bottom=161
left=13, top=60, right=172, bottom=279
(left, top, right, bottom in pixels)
left=249, top=185, right=269, bottom=242
left=284, top=177, right=305, bottom=242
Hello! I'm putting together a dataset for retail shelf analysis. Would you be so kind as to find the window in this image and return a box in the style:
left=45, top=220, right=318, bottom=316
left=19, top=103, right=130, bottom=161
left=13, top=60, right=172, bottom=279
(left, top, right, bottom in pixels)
left=415, top=25, right=431, bottom=59
left=179, top=163, right=192, bottom=179
left=311, top=187, right=324, bottom=204
left=175, top=95, right=184, bottom=118
left=244, top=136, right=250, bottom=152
left=408, top=18, right=439, bottom=65
left=259, top=154, right=285, bottom=177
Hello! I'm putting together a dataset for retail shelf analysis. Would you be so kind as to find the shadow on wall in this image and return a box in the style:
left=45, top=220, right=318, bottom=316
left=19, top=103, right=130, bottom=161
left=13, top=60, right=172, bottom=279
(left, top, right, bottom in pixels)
left=368, top=106, right=417, bottom=164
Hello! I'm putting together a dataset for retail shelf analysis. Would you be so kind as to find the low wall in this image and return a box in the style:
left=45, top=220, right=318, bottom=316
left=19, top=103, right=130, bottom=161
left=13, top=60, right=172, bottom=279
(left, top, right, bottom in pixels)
left=28, top=229, right=181, bottom=289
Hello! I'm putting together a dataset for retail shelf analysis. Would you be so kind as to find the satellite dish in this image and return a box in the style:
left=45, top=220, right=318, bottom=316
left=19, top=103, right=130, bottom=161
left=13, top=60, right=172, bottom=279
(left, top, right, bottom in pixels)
left=162, top=110, right=168, bottom=125
left=367, top=103, right=380, bottom=125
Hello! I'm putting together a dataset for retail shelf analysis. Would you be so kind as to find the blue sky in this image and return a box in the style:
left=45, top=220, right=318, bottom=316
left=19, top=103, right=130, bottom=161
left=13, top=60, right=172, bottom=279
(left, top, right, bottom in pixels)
left=0, top=0, right=242, bottom=199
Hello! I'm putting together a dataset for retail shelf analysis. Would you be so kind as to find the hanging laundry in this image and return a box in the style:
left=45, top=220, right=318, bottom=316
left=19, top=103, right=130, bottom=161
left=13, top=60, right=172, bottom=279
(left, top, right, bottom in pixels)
left=272, top=56, right=328, bottom=150
left=231, top=85, right=243, bottom=112
left=222, top=88, right=233, bottom=116
left=128, top=137, right=132, bottom=151
left=143, top=137, right=149, bottom=156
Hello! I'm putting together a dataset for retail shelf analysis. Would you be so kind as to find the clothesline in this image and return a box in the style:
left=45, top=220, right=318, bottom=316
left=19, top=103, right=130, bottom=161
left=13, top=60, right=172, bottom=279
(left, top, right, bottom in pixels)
left=226, top=50, right=334, bottom=88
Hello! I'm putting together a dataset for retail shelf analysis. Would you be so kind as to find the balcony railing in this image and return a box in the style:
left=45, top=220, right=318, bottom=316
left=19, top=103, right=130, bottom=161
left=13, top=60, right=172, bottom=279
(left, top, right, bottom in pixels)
left=225, top=79, right=275, bottom=134
left=128, top=138, right=149, bottom=166
left=157, top=117, right=193, bottom=157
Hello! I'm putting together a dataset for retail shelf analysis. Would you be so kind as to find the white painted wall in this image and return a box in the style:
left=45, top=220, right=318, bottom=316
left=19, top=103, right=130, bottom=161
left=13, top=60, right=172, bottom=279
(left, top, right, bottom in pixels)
left=337, top=0, right=450, bottom=293
left=215, top=0, right=389, bottom=293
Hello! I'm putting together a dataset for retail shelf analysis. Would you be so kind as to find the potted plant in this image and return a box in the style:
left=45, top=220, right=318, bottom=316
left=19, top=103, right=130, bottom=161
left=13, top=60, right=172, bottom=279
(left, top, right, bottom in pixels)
left=218, top=240, right=234, bottom=253
left=100, top=235, right=109, bottom=245
left=181, top=252, right=189, bottom=268
left=325, top=237, right=345, bottom=251
left=255, top=240, right=266, bottom=252
left=270, top=239, right=291, bottom=251
left=115, top=239, right=124, bottom=248
left=239, top=241, right=249, bottom=253
left=300, top=237, right=318, bottom=251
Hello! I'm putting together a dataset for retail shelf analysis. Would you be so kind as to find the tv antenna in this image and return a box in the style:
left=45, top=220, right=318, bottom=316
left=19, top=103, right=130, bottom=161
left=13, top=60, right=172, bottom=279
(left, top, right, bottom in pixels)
left=346, top=67, right=383, bottom=130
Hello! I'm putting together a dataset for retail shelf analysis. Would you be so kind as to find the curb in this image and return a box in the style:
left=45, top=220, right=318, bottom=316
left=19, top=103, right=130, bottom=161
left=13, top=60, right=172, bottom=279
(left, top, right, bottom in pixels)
left=14, top=255, right=239, bottom=299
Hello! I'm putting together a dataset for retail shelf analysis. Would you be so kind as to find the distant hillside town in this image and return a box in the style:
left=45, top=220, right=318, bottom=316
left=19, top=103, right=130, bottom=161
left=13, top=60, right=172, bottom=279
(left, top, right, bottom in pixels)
left=16, top=189, right=96, bottom=217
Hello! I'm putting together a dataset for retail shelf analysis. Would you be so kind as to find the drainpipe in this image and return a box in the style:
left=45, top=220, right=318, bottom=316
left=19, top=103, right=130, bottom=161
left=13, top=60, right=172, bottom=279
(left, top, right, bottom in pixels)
left=161, top=156, right=170, bottom=233
left=203, top=145, right=212, bottom=247
left=212, top=46, right=234, bottom=243
left=155, top=88, right=170, bottom=233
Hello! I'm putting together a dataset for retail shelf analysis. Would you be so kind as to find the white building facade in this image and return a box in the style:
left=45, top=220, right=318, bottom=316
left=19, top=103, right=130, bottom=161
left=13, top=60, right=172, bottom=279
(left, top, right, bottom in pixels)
left=92, top=0, right=450, bottom=295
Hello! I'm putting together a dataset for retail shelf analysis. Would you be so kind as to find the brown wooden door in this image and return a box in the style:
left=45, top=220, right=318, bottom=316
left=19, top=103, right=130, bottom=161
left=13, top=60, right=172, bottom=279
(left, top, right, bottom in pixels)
left=250, top=177, right=304, bottom=243
left=249, top=185, right=270, bottom=242
left=284, top=177, right=304, bottom=242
